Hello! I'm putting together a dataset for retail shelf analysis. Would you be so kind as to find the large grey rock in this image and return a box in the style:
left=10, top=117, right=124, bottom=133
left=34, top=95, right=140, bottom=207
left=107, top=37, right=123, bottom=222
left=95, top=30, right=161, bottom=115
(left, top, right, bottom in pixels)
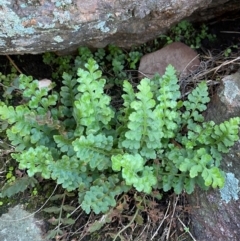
left=188, top=70, right=240, bottom=241
left=0, top=205, right=47, bottom=241
left=138, top=42, right=200, bottom=79
left=0, top=0, right=239, bottom=54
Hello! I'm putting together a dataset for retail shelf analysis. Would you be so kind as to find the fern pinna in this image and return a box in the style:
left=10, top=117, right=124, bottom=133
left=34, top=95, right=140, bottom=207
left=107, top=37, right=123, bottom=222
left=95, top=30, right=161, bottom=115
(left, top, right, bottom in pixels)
left=0, top=58, right=239, bottom=214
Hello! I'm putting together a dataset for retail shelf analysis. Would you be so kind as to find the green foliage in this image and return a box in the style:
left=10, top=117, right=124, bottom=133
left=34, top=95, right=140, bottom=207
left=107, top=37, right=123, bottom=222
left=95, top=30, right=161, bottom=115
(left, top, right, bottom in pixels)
left=6, top=166, right=16, bottom=183
left=0, top=68, right=18, bottom=104
left=81, top=174, right=125, bottom=214
left=0, top=58, right=239, bottom=215
left=133, top=20, right=215, bottom=55
left=73, top=134, right=113, bottom=170
left=112, top=153, right=156, bottom=193
left=223, top=45, right=238, bottom=57
left=121, top=78, right=163, bottom=158
left=12, top=146, right=54, bottom=178
left=160, top=20, right=216, bottom=49
left=74, top=60, right=114, bottom=133
left=43, top=45, right=142, bottom=85
left=43, top=53, right=73, bottom=80
left=0, top=176, right=37, bottom=198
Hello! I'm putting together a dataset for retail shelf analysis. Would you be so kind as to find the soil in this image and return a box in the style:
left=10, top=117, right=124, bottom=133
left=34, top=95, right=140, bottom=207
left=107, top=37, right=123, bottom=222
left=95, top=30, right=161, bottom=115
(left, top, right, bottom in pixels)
left=0, top=9, right=240, bottom=241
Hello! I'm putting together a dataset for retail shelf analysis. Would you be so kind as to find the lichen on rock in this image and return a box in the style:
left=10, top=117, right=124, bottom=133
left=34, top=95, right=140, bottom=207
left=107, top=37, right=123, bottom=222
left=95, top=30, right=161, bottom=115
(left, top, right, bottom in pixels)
left=220, top=172, right=239, bottom=203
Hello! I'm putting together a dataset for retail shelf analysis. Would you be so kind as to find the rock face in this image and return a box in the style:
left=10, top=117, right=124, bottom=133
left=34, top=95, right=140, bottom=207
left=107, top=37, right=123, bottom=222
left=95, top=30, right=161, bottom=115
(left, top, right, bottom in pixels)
left=0, top=205, right=47, bottom=241
left=138, top=42, right=200, bottom=79
left=0, top=0, right=239, bottom=54
left=188, top=71, right=240, bottom=241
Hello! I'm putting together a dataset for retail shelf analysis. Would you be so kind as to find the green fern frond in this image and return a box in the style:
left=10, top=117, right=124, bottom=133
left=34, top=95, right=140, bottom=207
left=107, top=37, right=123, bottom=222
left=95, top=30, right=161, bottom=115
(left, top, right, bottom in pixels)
left=54, top=135, right=75, bottom=156
left=211, top=117, right=240, bottom=153
left=60, top=72, right=78, bottom=107
left=183, top=81, right=210, bottom=123
left=122, top=78, right=163, bottom=159
left=49, top=155, right=88, bottom=191
left=154, top=65, right=181, bottom=138
left=74, top=58, right=114, bottom=134
left=73, top=133, right=113, bottom=170
left=12, top=146, right=53, bottom=179
left=81, top=175, right=126, bottom=214
left=112, top=153, right=157, bottom=193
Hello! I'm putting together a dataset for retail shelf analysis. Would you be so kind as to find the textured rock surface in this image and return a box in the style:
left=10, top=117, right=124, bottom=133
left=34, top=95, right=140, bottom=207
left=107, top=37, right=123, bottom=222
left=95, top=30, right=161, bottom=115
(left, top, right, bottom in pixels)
left=188, top=70, right=240, bottom=241
left=138, top=42, right=200, bottom=79
left=0, top=205, right=47, bottom=241
left=0, top=0, right=239, bottom=54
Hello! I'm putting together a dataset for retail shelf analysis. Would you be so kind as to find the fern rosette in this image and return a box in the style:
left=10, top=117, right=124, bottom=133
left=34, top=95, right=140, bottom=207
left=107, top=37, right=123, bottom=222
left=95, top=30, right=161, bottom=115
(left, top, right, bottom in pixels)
left=0, top=56, right=239, bottom=215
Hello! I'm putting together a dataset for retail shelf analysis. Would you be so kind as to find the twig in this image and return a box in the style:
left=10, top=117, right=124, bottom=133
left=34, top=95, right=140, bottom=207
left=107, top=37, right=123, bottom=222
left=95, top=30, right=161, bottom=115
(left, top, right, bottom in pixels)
left=113, top=203, right=141, bottom=241
left=220, top=31, right=240, bottom=34
left=136, top=215, right=150, bottom=240
left=177, top=216, right=197, bottom=241
left=193, top=56, right=240, bottom=79
left=6, top=55, right=23, bottom=74
left=212, top=56, right=240, bottom=75
left=166, top=195, right=179, bottom=240
left=73, top=213, right=92, bottom=241
left=150, top=200, right=171, bottom=240
left=180, top=54, right=200, bottom=79
left=55, top=191, right=66, bottom=234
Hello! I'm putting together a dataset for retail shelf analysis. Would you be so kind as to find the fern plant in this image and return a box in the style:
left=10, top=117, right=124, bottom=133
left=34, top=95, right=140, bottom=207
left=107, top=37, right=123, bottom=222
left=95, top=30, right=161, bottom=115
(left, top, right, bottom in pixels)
left=0, top=58, right=239, bottom=214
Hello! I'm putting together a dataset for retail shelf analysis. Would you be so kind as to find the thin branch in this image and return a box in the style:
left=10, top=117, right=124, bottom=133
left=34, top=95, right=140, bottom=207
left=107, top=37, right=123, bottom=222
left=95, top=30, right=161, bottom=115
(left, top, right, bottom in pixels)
left=151, top=200, right=171, bottom=240
left=166, top=195, right=179, bottom=240
left=113, top=203, right=141, bottom=241
left=6, top=55, right=23, bottom=74
left=177, top=216, right=197, bottom=241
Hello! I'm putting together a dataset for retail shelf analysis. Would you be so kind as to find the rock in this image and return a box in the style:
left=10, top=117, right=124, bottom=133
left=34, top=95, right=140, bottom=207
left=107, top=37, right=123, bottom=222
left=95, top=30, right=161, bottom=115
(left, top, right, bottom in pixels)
left=0, top=205, right=47, bottom=241
left=188, top=0, right=239, bottom=22
left=38, top=79, right=53, bottom=89
left=0, top=0, right=239, bottom=54
left=138, top=42, right=200, bottom=79
left=188, top=70, right=240, bottom=241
